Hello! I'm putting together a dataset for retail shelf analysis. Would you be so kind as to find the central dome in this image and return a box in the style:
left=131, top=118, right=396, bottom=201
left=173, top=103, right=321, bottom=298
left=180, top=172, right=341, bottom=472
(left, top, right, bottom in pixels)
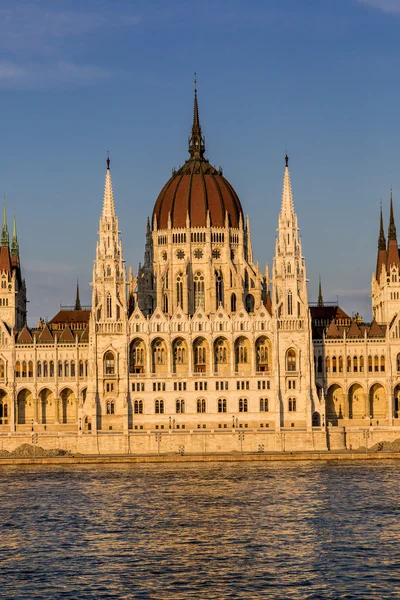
left=152, top=84, right=243, bottom=230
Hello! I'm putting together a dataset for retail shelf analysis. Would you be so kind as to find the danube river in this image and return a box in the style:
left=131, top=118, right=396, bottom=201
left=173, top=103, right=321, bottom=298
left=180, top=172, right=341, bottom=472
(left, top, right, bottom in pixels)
left=1, top=461, right=400, bottom=599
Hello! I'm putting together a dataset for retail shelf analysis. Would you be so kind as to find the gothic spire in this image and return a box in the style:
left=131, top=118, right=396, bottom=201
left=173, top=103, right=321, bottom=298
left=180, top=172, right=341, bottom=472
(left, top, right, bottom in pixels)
left=281, top=154, right=294, bottom=218
left=376, top=203, right=387, bottom=279
left=188, top=73, right=205, bottom=159
left=387, top=189, right=399, bottom=269
left=318, top=276, right=324, bottom=307
left=1, top=200, right=9, bottom=247
left=102, top=154, right=115, bottom=219
left=75, top=279, right=81, bottom=310
left=11, top=212, right=19, bottom=256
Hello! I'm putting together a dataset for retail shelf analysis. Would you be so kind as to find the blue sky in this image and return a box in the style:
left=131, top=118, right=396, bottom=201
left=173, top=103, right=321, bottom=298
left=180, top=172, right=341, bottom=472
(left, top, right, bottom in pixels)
left=0, top=0, right=399, bottom=324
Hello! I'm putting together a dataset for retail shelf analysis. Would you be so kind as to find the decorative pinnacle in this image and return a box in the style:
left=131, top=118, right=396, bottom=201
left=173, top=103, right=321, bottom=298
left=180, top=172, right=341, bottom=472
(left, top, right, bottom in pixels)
left=388, top=188, right=397, bottom=241
left=11, top=211, right=19, bottom=256
left=102, top=156, right=115, bottom=218
left=378, top=202, right=386, bottom=250
left=285, top=154, right=289, bottom=168
left=188, top=73, right=205, bottom=159
left=318, top=276, right=324, bottom=307
left=75, top=279, right=81, bottom=311
left=1, top=199, right=9, bottom=247
left=107, top=151, right=110, bottom=170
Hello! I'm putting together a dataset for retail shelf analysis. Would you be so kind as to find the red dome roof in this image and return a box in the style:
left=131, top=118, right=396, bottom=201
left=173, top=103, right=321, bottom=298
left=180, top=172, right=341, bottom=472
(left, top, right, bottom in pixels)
left=153, top=161, right=243, bottom=230
left=152, top=82, right=244, bottom=230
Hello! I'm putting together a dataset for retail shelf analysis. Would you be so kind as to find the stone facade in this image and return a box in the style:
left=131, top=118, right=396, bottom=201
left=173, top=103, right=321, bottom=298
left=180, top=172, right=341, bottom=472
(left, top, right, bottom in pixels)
left=0, top=89, right=399, bottom=454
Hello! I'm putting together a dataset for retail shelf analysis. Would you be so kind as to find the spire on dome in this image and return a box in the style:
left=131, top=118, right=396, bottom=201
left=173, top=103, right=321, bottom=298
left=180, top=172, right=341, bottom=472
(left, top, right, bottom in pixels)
left=102, top=154, right=115, bottom=218
left=376, top=203, right=387, bottom=279
left=281, top=154, right=294, bottom=218
left=188, top=73, right=205, bottom=159
left=1, top=200, right=9, bottom=247
left=75, top=279, right=81, bottom=310
left=318, top=276, right=324, bottom=307
left=11, top=212, right=19, bottom=257
left=387, top=189, right=399, bottom=269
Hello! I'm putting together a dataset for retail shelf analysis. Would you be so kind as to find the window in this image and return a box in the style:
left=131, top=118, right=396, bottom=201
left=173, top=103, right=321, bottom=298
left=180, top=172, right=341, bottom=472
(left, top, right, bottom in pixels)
left=326, top=357, right=330, bottom=373
left=239, top=398, right=248, bottom=412
left=397, top=353, right=400, bottom=372
left=58, top=361, right=63, bottom=377
left=134, top=400, right=143, bottom=414
left=260, top=398, right=269, bottom=412
left=105, top=351, right=115, bottom=375
left=380, top=355, right=385, bottom=372
left=176, top=273, right=183, bottom=309
left=288, top=380, right=296, bottom=390
left=71, top=361, right=75, bottom=377
left=106, top=400, right=115, bottom=415
left=194, top=272, right=205, bottom=310
left=106, top=294, right=112, bottom=319
left=15, top=361, right=21, bottom=377
left=287, top=291, right=293, bottom=315
left=85, top=361, right=88, bottom=377
left=153, top=341, right=165, bottom=365
left=176, top=399, right=185, bottom=413
left=347, top=356, right=352, bottom=372
left=317, top=356, right=322, bottom=373
left=173, top=340, right=186, bottom=365
left=64, top=361, right=69, bottom=378
left=332, top=356, right=337, bottom=373
left=218, top=398, right=227, bottom=413
left=215, top=339, right=228, bottom=364
left=49, top=361, right=54, bottom=377
left=0, top=359, right=6, bottom=379
left=231, top=293, right=236, bottom=312
left=22, top=361, right=27, bottom=377
left=339, top=356, right=343, bottom=373
left=197, top=398, right=206, bottom=413
left=155, top=399, right=164, bottom=414
left=215, top=271, right=224, bottom=308
left=353, top=356, right=358, bottom=373
left=286, top=348, right=296, bottom=372
left=374, top=355, right=379, bottom=372
left=36, top=361, right=41, bottom=377
left=288, top=398, right=297, bottom=412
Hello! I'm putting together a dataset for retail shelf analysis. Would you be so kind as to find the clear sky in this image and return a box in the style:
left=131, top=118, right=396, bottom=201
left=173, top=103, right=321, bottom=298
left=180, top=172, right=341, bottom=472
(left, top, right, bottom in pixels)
left=0, top=0, right=399, bottom=325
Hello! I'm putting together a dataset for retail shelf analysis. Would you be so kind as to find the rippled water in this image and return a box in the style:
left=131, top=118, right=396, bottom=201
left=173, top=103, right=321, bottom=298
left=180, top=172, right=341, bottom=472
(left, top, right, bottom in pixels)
left=1, top=461, right=400, bottom=599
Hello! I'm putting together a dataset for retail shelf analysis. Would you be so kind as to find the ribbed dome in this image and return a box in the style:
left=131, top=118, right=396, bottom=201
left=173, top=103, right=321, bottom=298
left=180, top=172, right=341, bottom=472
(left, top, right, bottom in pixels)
left=152, top=80, right=243, bottom=231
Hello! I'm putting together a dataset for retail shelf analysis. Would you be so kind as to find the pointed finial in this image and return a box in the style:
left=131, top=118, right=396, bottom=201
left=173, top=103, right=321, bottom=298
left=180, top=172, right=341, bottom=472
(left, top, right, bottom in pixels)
left=102, top=156, right=115, bottom=218
left=388, top=187, right=397, bottom=241
left=75, top=279, right=81, bottom=311
left=106, top=151, right=110, bottom=170
left=285, top=154, right=289, bottom=168
left=1, top=199, right=9, bottom=247
left=318, top=275, right=324, bottom=307
left=11, top=211, right=19, bottom=256
left=189, top=74, right=205, bottom=159
left=378, top=201, right=386, bottom=250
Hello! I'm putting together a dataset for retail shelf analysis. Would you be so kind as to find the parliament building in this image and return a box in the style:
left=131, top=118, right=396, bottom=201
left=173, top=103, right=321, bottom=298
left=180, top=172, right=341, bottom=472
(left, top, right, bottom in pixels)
left=0, top=85, right=399, bottom=453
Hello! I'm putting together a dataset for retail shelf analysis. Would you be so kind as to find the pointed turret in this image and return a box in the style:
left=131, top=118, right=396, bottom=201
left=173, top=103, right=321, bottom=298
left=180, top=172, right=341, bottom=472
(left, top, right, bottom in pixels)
left=317, top=276, right=324, bottom=307
left=1, top=201, right=9, bottom=247
left=376, top=204, right=387, bottom=279
left=75, top=279, right=81, bottom=310
left=188, top=73, right=205, bottom=159
left=102, top=154, right=115, bottom=218
left=387, top=190, right=399, bottom=268
left=11, top=212, right=19, bottom=257
left=280, top=154, right=295, bottom=219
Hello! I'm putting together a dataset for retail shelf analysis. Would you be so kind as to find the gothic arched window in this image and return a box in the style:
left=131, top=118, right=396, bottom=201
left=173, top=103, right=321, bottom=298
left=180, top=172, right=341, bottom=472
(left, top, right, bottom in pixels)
left=216, top=271, right=224, bottom=309
left=287, top=291, right=293, bottom=316
left=286, top=348, right=296, bottom=372
left=105, top=351, right=115, bottom=375
left=194, top=271, right=205, bottom=310
left=218, top=398, right=227, bottom=413
left=176, top=273, right=183, bottom=309
left=231, top=293, right=236, bottom=313
left=176, top=399, right=185, bottom=414
left=106, top=294, right=112, bottom=319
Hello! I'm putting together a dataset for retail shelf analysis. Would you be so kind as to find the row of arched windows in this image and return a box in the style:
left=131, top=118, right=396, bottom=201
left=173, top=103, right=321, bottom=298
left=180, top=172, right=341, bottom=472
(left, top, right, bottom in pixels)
left=14, top=360, right=89, bottom=378
left=316, top=355, right=386, bottom=374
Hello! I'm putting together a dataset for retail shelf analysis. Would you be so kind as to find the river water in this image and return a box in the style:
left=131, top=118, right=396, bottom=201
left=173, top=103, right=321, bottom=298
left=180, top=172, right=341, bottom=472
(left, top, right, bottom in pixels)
left=1, top=461, right=400, bottom=599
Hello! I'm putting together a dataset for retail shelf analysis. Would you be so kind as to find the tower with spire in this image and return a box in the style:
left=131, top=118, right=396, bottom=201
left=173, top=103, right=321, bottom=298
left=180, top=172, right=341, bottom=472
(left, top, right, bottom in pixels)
left=272, top=155, right=320, bottom=431
left=89, top=157, right=128, bottom=432
left=372, top=192, right=400, bottom=323
left=0, top=202, right=26, bottom=329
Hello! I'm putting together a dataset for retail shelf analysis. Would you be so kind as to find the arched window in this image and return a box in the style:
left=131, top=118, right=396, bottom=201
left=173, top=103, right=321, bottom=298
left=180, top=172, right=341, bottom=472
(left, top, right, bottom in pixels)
left=106, top=400, right=115, bottom=415
left=134, top=400, right=143, bottom=414
left=194, top=272, right=205, bottom=310
left=397, top=353, right=400, bottom=372
left=380, top=355, right=385, bottom=372
left=79, top=361, right=84, bottom=377
left=155, top=399, right=164, bottom=414
left=22, top=361, right=27, bottom=377
left=374, top=355, right=379, bottom=372
left=317, top=355, right=322, bottom=373
left=0, top=359, right=5, bottom=379
left=218, top=398, right=227, bottom=413
left=176, top=273, right=183, bottom=309
left=197, top=398, right=206, bottom=413
left=288, top=398, right=297, bottom=412
left=286, top=349, right=296, bottom=372
left=246, top=294, right=254, bottom=313
left=287, top=291, right=293, bottom=315
left=105, top=351, right=115, bottom=375
left=36, top=361, right=41, bottom=378
left=231, top=293, right=236, bottom=313
left=163, top=294, right=168, bottom=314
left=347, top=356, right=352, bottom=372
left=215, top=339, right=228, bottom=364
left=339, top=356, right=343, bottom=373
left=353, top=356, right=358, bottom=373
left=58, top=361, right=63, bottom=377
left=239, top=398, right=248, bottom=412
left=49, top=361, right=54, bottom=377
left=15, top=361, right=21, bottom=378
left=332, top=356, right=337, bottom=373
left=260, top=398, right=269, bottom=412
left=64, top=361, right=69, bottom=378
left=43, top=361, right=48, bottom=377
left=85, top=361, right=89, bottom=377
left=153, top=341, right=165, bottom=365
left=71, top=361, right=75, bottom=377
left=359, top=355, right=364, bottom=372
left=215, top=271, right=224, bottom=309
left=176, top=399, right=185, bottom=414
left=106, top=294, right=112, bottom=319
left=326, top=357, right=330, bottom=373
